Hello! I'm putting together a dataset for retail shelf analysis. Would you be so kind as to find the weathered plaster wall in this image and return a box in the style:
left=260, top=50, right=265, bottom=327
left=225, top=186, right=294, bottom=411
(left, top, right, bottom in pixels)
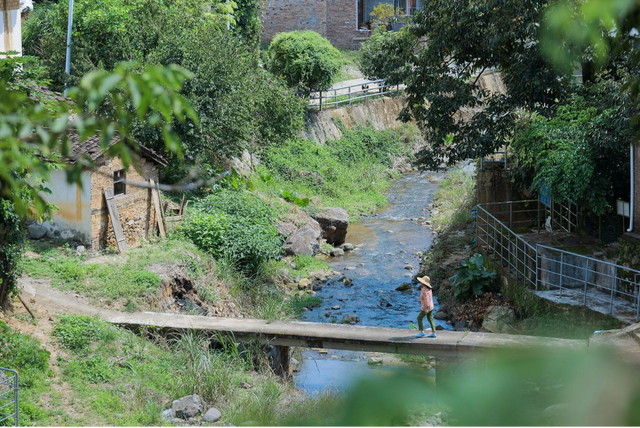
left=40, top=170, right=93, bottom=243
left=0, top=5, right=22, bottom=56
left=91, top=154, right=159, bottom=251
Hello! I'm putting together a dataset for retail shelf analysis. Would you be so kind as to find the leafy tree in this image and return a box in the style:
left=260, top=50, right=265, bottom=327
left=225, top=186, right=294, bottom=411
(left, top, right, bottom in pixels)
left=146, top=23, right=305, bottom=169
left=267, top=31, right=342, bottom=93
left=24, top=0, right=305, bottom=177
left=360, top=26, right=414, bottom=85
left=0, top=56, right=196, bottom=307
left=363, top=0, right=575, bottom=169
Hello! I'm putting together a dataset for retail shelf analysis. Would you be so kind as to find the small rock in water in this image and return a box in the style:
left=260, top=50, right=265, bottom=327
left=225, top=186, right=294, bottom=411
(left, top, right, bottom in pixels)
left=344, top=266, right=356, bottom=271
left=368, top=357, right=383, bottom=366
left=341, top=277, right=353, bottom=286
left=385, top=230, right=394, bottom=233
left=318, top=349, right=328, bottom=354
left=341, top=314, right=360, bottom=324
left=396, top=283, right=411, bottom=292
left=203, top=408, right=222, bottom=423
left=342, top=243, right=355, bottom=251
left=330, top=248, right=345, bottom=257
left=331, top=305, right=341, bottom=310
left=324, top=312, right=331, bottom=318
left=404, top=265, right=414, bottom=271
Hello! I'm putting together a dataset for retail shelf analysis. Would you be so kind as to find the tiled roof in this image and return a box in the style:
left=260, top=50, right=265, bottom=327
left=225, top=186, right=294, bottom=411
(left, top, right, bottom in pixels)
left=69, top=134, right=168, bottom=167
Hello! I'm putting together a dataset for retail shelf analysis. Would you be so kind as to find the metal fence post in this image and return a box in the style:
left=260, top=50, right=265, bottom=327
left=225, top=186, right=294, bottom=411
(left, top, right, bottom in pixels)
left=348, top=85, right=352, bottom=106
left=509, top=203, right=513, bottom=229
left=533, top=245, right=540, bottom=291
left=319, top=91, right=322, bottom=111
left=559, top=252, right=564, bottom=297
left=611, top=267, right=617, bottom=314
left=583, top=259, right=589, bottom=306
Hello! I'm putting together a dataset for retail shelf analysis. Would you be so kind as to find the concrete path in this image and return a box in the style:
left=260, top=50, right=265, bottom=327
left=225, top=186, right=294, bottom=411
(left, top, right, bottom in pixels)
left=107, top=312, right=587, bottom=358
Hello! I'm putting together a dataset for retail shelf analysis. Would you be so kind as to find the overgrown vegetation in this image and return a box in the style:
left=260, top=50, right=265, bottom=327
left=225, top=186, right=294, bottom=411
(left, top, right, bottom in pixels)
left=182, top=190, right=283, bottom=273
left=252, top=126, right=417, bottom=219
left=449, top=253, right=498, bottom=299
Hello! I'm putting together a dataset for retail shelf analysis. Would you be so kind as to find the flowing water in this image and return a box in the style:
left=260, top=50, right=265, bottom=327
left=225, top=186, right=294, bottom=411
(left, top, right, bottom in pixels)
left=294, top=171, right=453, bottom=394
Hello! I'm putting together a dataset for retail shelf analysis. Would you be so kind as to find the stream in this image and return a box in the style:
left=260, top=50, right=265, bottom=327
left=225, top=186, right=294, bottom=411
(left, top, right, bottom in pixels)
left=294, top=171, right=452, bottom=394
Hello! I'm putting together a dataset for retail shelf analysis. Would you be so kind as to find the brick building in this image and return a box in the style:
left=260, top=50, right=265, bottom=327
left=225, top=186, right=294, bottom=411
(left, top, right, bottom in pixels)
left=261, top=0, right=424, bottom=50
left=34, top=135, right=166, bottom=251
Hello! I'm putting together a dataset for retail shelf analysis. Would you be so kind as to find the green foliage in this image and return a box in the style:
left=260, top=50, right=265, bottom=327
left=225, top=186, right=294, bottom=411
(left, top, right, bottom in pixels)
left=449, top=253, right=497, bottom=299
left=510, top=83, right=632, bottom=216
left=267, top=31, right=342, bottom=93
left=253, top=126, right=414, bottom=218
left=149, top=23, right=305, bottom=164
left=280, top=189, right=310, bottom=207
left=359, top=26, right=414, bottom=85
left=0, top=321, right=49, bottom=376
left=182, top=190, right=283, bottom=273
left=369, top=3, right=396, bottom=24
left=66, top=355, right=114, bottom=383
left=53, top=315, right=117, bottom=353
left=364, top=0, right=578, bottom=169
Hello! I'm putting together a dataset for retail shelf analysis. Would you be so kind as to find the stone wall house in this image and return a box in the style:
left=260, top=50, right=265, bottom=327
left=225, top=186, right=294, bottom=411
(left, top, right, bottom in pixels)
left=34, top=135, right=167, bottom=251
left=261, top=0, right=425, bottom=50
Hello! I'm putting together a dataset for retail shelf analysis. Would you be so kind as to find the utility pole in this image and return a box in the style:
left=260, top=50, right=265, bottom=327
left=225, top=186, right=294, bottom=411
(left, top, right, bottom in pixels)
left=64, top=0, right=74, bottom=96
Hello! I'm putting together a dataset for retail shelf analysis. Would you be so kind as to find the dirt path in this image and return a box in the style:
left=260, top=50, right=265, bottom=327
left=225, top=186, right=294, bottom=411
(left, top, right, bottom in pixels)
left=18, top=276, right=121, bottom=320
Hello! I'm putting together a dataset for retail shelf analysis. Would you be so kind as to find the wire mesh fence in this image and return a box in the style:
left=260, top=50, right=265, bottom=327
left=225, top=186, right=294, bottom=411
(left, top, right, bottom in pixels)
left=0, top=368, right=18, bottom=426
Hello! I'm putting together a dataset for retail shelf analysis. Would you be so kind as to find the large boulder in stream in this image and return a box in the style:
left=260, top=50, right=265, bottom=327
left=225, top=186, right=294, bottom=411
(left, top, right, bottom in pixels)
left=283, top=226, right=321, bottom=256
left=312, top=207, right=349, bottom=246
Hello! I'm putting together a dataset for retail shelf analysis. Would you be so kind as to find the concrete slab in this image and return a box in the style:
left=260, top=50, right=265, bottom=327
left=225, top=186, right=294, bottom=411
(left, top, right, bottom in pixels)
left=107, top=312, right=587, bottom=358
left=535, top=288, right=638, bottom=325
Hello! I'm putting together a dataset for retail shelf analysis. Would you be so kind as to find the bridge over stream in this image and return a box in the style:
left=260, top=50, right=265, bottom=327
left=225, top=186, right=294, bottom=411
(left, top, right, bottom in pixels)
left=107, top=312, right=587, bottom=376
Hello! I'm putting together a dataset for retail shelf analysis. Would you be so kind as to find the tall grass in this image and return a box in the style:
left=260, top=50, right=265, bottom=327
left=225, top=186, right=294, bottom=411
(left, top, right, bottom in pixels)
left=251, top=126, right=417, bottom=220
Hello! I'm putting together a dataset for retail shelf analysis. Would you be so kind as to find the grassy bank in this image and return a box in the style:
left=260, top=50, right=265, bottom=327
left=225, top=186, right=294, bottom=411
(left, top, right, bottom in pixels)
left=252, top=125, right=417, bottom=219
left=2, top=314, right=332, bottom=426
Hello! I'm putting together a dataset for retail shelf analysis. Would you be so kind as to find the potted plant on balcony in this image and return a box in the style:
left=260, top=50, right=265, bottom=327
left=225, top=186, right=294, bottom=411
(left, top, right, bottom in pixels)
left=390, top=9, right=408, bottom=31
left=369, top=3, right=395, bottom=30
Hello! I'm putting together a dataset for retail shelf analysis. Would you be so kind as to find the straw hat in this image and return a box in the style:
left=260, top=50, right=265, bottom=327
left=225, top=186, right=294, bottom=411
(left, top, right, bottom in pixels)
left=417, top=276, right=432, bottom=288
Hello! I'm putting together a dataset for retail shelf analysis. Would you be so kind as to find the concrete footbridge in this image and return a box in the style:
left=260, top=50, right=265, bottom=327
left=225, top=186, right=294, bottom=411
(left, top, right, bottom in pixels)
left=107, top=312, right=587, bottom=375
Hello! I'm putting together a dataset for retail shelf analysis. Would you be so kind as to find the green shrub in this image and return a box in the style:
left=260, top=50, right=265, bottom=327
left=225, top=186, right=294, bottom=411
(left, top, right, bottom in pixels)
left=66, top=355, right=114, bottom=383
left=267, top=31, right=342, bottom=92
left=53, top=315, right=117, bottom=353
left=449, top=253, right=497, bottom=299
left=0, top=321, right=50, bottom=376
left=183, top=190, right=283, bottom=273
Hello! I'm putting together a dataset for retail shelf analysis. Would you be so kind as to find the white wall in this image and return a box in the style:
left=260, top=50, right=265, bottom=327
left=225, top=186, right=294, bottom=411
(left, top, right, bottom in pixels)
left=0, top=9, right=22, bottom=56
left=39, top=170, right=93, bottom=243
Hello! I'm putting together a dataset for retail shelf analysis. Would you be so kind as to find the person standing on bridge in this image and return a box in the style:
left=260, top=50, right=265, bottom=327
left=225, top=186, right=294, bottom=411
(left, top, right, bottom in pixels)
left=415, top=276, right=437, bottom=338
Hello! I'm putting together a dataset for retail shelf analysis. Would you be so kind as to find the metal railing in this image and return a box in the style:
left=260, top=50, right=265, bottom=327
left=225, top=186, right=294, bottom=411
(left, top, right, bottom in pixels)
left=0, top=368, right=18, bottom=426
left=480, top=150, right=508, bottom=170
left=308, top=79, right=404, bottom=110
left=476, top=200, right=640, bottom=321
left=476, top=201, right=538, bottom=289
left=537, top=245, right=640, bottom=320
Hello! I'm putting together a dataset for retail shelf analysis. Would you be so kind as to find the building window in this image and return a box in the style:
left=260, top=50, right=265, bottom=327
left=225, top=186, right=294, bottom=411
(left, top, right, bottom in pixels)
left=114, top=169, right=126, bottom=196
